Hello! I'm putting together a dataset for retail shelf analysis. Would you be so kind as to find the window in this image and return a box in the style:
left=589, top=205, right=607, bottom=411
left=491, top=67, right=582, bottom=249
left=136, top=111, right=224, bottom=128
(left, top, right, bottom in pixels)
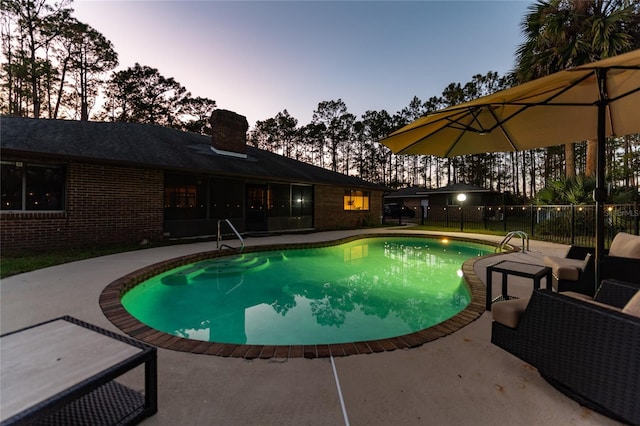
left=292, top=185, right=313, bottom=216
left=164, top=174, right=245, bottom=221
left=267, top=184, right=313, bottom=217
left=164, top=174, right=206, bottom=220
left=1, top=161, right=65, bottom=211
left=268, top=184, right=291, bottom=217
left=210, top=178, right=243, bottom=219
left=344, top=190, right=369, bottom=211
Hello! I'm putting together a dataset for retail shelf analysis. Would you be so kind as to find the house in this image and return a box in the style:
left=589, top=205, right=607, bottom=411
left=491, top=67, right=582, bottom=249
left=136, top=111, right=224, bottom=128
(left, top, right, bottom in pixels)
left=0, top=111, right=386, bottom=253
left=385, top=183, right=501, bottom=219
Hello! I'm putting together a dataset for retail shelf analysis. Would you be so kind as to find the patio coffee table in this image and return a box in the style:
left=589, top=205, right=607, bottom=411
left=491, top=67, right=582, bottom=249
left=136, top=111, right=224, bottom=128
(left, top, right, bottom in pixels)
left=485, top=260, right=552, bottom=311
left=0, top=316, right=157, bottom=425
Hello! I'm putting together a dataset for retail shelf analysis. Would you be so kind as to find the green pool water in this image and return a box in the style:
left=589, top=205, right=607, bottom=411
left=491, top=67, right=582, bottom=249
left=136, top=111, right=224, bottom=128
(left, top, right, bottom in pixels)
left=122, top=236, right=492, bottom=345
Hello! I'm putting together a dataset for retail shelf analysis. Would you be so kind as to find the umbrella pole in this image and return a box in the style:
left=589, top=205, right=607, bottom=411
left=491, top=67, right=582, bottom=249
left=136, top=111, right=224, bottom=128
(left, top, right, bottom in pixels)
left=594, top=68, right=608, bottom=293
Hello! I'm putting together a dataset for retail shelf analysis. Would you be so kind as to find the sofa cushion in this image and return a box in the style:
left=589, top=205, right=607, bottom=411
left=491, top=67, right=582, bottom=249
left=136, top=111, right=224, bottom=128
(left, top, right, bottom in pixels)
left=561, top=291, right=622, bottom=311
left=608, top=232, right=640, bottom=259
left=561, top=291, right=592, bottom=301
left=492, top=297, right=530, bottom=328
left=543, top=256, right=585, bottom=280
left=622, top=291, right=640, bottom=318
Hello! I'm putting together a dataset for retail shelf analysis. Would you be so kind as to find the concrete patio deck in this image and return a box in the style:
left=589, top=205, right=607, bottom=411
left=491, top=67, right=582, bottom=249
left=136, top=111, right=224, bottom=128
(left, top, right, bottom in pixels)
left=0, top=227, right=622, bottom=425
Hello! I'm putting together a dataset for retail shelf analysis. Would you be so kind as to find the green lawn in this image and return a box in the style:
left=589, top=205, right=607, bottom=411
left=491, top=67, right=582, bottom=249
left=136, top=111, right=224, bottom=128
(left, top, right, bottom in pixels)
left=0, top=244, right=147, bottom=279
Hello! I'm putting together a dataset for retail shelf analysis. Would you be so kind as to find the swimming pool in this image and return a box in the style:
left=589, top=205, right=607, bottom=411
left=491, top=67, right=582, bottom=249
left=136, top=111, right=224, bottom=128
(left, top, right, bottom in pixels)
left=119, top=236, right=493, bottom=349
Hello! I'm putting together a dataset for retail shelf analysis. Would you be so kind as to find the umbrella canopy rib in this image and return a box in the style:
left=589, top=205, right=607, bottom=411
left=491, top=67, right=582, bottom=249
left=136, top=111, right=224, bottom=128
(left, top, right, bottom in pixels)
left=488, top=107, right=517, bottom=152
left=608, top=85, right=640, bottom=103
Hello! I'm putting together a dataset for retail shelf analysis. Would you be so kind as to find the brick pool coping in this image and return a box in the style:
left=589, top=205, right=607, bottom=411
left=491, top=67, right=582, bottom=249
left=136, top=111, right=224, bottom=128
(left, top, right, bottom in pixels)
left=100, top=233, right=504, bottom=359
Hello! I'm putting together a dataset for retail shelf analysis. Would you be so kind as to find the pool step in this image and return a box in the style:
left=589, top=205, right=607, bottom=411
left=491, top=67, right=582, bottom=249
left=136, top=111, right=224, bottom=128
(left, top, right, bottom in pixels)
left=160, top=263, right=204, bottom=286
left=193, top=256, right=270, bottom=280
left=161, top=253, right=283, bottom=285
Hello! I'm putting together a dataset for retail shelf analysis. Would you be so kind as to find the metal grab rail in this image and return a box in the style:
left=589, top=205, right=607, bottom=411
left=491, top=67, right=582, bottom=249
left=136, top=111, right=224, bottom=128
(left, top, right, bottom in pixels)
left=496, top=230, right=529, bottom=253
left=217, top=219, right=245, bottom=251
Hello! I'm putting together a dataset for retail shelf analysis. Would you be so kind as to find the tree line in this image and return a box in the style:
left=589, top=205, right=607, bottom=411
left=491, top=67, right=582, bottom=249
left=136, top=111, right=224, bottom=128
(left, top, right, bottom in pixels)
left=1, top=0, right=216, bottom=133
left=2, top=0, right=639, bottom=202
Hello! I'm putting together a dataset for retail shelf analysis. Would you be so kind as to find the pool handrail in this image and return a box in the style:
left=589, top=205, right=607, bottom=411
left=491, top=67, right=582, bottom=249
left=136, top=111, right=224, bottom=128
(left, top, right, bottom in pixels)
left=496, top=230, right=529, bottom=253
left=217, top=219, right=245, bottom=251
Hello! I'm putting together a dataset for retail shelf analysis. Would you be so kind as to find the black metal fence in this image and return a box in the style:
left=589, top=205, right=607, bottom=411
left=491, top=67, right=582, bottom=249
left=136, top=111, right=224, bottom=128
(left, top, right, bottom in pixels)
left=401, top=204, right=640, bottom=248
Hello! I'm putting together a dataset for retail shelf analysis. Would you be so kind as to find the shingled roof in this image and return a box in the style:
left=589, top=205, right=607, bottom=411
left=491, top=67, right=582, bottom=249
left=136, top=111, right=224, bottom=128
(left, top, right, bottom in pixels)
left=1, top=116, right=385, bottom=190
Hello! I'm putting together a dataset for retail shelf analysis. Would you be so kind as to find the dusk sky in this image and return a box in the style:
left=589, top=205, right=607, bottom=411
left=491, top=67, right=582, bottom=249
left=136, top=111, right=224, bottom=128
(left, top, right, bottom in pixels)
left=73, top=1, right=532, bottom=127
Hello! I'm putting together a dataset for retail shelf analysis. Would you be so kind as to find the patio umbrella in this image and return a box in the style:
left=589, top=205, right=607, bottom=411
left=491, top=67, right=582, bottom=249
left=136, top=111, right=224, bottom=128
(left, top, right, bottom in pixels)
left=381, top=49, right=640, bottom=290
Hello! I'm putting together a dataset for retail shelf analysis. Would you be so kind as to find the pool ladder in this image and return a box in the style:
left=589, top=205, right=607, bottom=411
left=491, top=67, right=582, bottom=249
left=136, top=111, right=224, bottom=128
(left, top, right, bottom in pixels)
left=217, top=219, right=245, bottom=251
left=496, top=230, right=529, bottom=253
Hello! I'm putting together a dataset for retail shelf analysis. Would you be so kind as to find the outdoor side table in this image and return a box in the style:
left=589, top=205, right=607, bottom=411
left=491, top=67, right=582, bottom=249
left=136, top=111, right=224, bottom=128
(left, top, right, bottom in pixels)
left=485, top=260, right=552, bottom=311
left=0, top=316, right=157, bottom=426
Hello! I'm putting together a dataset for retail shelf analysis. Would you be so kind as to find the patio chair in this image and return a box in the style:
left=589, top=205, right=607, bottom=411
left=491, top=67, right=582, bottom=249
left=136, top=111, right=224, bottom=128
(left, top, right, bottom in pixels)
left=491, top=279, right=640, bottom=425
left=600, top=232, right=640, bottom=286
left=543, top=232, right=640, bottom=297
left=542, top=248, right=594, bottom=296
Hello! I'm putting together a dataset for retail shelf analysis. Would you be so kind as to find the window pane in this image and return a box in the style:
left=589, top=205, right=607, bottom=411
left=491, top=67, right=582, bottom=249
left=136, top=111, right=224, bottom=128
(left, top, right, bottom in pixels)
left=1, top=163, right=23, bottom=210
left=292, top=185, right=313, bottom=216
left=344, top=191, right=353, bottom=210
left=164, top=174, right=206, bottom=220
left=25, top=165, right=65, bottom=210
left=343, top=190, right=369, bottom=211
left=210, top=178, right=243, bottom=219
left=268, top=184, right=290, bottom=217
left=247, top=186, right=266, bottom=211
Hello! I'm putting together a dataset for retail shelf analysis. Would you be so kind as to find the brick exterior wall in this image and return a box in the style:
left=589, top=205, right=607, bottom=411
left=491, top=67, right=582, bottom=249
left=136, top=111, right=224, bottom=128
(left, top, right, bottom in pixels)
left=1, top=161, right=164, bottom=253
left=313, top=185, right=384, bottom=230
left=1, top=158, right=385, bottom=253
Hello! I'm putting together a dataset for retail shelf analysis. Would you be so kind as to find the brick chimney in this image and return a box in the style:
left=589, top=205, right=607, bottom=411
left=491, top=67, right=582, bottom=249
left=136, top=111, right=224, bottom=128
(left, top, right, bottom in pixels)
left=209, top=109, right=249, bottom=158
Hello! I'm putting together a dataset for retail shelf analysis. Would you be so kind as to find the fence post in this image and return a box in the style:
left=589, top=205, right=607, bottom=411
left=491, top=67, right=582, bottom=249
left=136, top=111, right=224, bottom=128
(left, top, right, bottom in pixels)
left=530, top=204, right=535, bottom=238
left=635, top=202, right=639, bottom=235
left=503, top=205, right=507, bottom=232
left=570, top=204, right=576, bottom=246
left=446, top=207, right=449, bottom=228
left=483, top=205, right=487, bottom=230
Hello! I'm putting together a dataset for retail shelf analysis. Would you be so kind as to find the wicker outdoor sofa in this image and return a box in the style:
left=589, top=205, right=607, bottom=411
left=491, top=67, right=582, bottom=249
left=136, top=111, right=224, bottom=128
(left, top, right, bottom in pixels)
left=491, top=279, right=640, bottom=425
